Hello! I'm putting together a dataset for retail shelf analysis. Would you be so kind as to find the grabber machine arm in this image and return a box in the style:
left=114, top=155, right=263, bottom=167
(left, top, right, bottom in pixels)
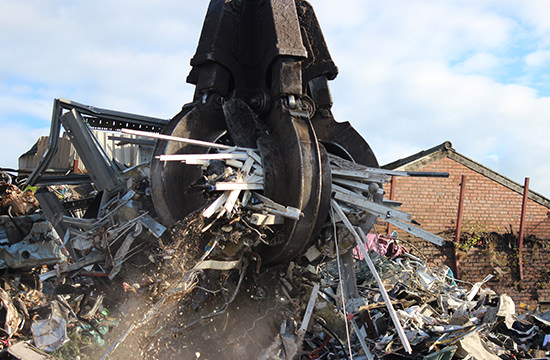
left=151, top=0, right=379, bottom=264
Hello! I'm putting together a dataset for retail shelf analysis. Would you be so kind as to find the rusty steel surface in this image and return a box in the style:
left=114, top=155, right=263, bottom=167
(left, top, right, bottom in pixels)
left=454, top=175, right=467, bottom=279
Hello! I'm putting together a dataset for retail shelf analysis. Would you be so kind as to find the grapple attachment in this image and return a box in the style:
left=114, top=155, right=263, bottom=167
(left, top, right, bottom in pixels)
left=151, top=0, right=379, bottom=263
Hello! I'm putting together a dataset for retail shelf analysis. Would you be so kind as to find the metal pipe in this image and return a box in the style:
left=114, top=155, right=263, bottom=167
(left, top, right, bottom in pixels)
left=386, top=175, right=396, bottom=234
left=331, top=200, right=413, bottom=354
left=454, top=175, right=467, bottom=279
left=405, top=171, right=450, bottom=177
left=518, top=177, right=529, bottom=280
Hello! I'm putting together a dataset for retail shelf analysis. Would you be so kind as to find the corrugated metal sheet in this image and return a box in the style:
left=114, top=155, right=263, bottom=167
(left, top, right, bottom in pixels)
left=94, top=130, right=140, bottom=167
left=18, top=131, right=154, bottom=172
left=19, top=136, right=75, bottom=172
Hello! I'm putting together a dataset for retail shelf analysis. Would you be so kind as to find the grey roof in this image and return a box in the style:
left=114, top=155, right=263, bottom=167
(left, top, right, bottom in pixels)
left=382, top=141, right=550, bottom=209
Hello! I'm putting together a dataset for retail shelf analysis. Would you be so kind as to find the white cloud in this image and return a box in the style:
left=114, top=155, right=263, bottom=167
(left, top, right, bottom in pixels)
left=316, top=0, right=515, bottom=65
left=0, top=0, right=202, bottom=117
left=0, top=92, right=52, bottom=124
left=453, top=53, right=503, bottom=75
left=0, top=124, right=49, bottom=170
left=311, top=0, right=550, bottom=196
left=344, top=60, right=550, bottom=194
left=525, top=50, right=550, bottom=67
left=1, top=0, right=550, bottom=197
left=485, top=153, right=499, bottom=165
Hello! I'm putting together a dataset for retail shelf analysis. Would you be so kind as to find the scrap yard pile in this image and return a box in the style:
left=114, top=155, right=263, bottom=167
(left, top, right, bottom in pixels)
left=2, top=0, right=549, bottom=359
left=1, top=145, right=550, bottom=359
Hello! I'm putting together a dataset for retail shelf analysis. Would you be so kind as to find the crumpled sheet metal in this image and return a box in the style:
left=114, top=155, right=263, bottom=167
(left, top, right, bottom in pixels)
left=497, top=294, right=516, bottom=329
left=8, top=341, right=57, bottom=360
left=533, top=310, right=550, bottom=327
left=456, top=332, right=501, bottom=360
left=0, top=221, right=66, bottom=270
left=321, top=242, right=550, bottom=359
left=0, top=238, right=66, bottom=270
left=31, top=301, right=69, bottom=352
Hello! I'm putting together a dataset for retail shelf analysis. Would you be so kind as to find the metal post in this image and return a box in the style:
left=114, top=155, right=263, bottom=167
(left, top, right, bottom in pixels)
left=385, top=175, right=396, bottom=234
left=454, top=175, right=467, bottom=279
left=518, top=177, right=529, bottom=281
left=72, top=158, right=80, bottom=173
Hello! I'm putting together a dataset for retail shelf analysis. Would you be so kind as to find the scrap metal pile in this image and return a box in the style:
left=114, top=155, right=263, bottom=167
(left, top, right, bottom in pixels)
left=1, top=0, right=549, bottom=359
left=1, top=163, right=550, bottom=359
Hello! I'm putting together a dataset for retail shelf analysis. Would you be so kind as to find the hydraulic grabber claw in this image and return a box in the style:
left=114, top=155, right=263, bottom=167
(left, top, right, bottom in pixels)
left=151, top=0, right=379, bottom=263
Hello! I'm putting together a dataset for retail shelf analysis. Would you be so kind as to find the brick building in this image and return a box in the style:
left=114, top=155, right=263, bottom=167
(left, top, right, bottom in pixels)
left=380, top=141, right=550, bottom=309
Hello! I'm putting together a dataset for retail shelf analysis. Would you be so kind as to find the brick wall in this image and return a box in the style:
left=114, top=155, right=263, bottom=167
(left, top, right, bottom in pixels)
left=381, top=156, right=550, bottom=309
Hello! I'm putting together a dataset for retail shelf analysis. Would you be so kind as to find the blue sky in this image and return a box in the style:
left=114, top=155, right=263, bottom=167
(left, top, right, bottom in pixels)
left=1, top=0, right=549, bottom=196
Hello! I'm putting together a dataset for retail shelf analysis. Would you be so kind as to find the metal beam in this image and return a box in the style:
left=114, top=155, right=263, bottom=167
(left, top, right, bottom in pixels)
left=386, top=175, right=396, bottom=234
left=27, top=98, right=167, bottom=187
left=518, top=177, right=529, bottom=281
left=454, top=175, right=467, bottom=279
left=58, top=98, right=168, bottom=131
left=332, top=186, right=413, bottom=222
left=60, top=110, right=123, bottom=194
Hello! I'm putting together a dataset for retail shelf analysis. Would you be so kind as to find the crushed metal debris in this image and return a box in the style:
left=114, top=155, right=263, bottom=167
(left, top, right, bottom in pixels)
left=1, top=145, right=549, bottom=359
left=1, top=1, right=549, bottom=359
